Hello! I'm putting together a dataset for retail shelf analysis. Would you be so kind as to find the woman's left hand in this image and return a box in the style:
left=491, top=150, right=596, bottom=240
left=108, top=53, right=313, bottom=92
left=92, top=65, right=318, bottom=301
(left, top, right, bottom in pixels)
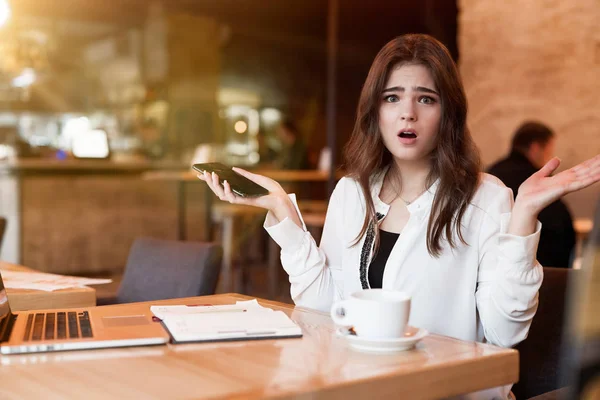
left=515, top=154, right=600, bottom=215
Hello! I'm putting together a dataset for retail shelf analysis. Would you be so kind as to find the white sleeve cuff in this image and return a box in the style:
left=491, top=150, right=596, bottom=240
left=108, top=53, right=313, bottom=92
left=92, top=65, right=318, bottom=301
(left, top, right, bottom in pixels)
left=263, top=193, right=308, bottom=251
left=497, top=212, right=542, bottom=265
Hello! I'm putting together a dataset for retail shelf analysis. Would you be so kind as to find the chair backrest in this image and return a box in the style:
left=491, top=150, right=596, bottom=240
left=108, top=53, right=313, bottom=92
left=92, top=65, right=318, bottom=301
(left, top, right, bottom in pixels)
left=116, top=237, right=222, bottom=304
left=512, top=267, right=578, bottom=399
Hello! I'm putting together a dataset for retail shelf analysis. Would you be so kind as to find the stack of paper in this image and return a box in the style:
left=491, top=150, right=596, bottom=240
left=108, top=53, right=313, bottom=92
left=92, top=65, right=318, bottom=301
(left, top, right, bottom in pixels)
left=151, top=300, right=303, bottom=344
left=0, top=270, right=112, bottom=291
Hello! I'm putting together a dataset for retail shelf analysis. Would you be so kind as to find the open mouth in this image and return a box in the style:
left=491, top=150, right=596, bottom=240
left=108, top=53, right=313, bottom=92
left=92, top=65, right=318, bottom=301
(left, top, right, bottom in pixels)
left=398, top=131, right=417, bottom=139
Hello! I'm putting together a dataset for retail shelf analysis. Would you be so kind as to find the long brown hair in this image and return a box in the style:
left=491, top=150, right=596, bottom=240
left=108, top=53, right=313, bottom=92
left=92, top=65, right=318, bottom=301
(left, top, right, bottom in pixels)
left=344, top=34, right=481, bottom=257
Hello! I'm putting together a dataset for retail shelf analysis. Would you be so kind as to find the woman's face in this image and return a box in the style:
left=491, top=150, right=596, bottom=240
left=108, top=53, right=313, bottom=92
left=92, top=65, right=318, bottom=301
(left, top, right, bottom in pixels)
left=378, top=63, right=441, bottom=164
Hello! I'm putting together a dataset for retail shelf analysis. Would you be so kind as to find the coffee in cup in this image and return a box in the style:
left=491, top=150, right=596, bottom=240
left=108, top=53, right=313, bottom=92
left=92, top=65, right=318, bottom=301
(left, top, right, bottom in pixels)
left=330, top=289, right=411, bottom=339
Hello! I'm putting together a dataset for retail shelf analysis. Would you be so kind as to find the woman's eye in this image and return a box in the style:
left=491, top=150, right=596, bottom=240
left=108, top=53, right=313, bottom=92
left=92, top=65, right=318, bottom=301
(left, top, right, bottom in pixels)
left=419, top=96, right=436, bottom=105
left=384, top=95, right=399, bottom=103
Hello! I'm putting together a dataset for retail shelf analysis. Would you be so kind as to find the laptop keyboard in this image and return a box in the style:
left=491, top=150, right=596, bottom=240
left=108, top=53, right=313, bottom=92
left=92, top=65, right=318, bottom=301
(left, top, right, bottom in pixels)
left=57, top=312, right=66, bottom=339
left=23, top=311, right=93, bottom=341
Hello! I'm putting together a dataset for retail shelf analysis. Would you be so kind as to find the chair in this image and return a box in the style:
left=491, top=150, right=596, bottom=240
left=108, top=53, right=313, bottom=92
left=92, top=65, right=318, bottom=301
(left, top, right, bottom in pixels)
left=511, top=267, right=578, bottom=399
left=527, top=387, right=570, bottom=400
left=101, top=238, right=222, bottom=305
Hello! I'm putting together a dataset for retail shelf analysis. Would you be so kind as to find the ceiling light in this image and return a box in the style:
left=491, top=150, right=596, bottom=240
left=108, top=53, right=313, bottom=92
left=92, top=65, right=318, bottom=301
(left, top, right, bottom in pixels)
left=234, top=120, right=248, bottom=134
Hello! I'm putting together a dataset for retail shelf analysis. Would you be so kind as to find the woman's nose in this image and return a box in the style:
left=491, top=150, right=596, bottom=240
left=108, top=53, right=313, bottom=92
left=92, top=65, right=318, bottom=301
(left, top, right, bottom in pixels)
left=398, top=100, right=417, bottom=121
left=400, top=108, right=417, bottom=122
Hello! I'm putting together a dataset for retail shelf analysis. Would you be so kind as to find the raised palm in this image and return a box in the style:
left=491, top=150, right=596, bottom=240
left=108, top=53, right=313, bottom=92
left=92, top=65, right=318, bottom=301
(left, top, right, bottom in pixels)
left=516, top=154, right=600, bottom=214
left=197, top=167, right=288, bottom=211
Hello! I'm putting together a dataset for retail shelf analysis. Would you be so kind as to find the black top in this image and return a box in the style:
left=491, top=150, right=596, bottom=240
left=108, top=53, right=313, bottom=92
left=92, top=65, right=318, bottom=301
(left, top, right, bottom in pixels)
left=368, top=229, right=400, bottom=288
left=487, top=150, right=576, bottom=268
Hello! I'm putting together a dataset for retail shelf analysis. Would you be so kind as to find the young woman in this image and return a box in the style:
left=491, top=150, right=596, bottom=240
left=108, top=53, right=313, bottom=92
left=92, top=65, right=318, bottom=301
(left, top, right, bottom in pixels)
left=198, top=34, right=600, bottom=398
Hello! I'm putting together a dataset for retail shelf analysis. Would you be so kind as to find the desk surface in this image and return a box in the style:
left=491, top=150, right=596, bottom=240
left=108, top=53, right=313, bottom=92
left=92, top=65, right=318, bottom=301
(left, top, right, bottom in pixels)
left=1, top=262, right=96, bottom=311
left=0, top=294, right=518, bottom=400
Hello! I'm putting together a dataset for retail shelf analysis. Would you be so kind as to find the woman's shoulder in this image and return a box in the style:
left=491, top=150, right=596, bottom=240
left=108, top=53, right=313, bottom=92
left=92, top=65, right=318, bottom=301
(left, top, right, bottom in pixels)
left=471, top=172, right=514, bottom=207
left=478, top=172, right=509, bottom=191
left=330, top=175, right=377, bottom=213
left=335, top=172, right=383, bottom=197
left=334, top=175, right=362, bottom=196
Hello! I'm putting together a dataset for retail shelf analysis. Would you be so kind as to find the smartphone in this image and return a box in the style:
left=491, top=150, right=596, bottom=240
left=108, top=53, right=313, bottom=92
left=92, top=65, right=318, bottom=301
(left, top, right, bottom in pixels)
left=192, top=162, right=269, bottom=198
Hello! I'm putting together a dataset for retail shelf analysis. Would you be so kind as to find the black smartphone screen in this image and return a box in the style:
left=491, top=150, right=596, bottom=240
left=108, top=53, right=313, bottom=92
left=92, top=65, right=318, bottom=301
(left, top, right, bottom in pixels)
left=192, top=163, right=269, bottom=197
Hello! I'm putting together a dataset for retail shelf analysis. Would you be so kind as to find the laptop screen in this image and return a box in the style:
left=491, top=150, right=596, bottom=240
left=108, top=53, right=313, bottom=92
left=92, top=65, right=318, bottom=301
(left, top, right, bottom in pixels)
left=72, top=129, right=110, bottom=159
left=0, top=271, right=12, bottom=341
left=561, top=201, right=600, bottom=398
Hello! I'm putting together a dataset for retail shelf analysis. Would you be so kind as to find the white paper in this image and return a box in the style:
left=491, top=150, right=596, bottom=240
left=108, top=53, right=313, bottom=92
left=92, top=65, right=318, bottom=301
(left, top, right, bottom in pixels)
left=162, top=310, right=301, bottom=342
left=0, top=269, right=112, bottom=291
left=150, top=299, right=302, bottom=342
left=150, top=299, right=266, bottom=320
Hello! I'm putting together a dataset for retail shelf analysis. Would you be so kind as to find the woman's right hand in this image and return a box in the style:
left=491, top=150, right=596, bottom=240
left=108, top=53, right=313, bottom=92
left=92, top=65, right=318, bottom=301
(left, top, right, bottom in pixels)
left=197, top=167, right=303, bottom=227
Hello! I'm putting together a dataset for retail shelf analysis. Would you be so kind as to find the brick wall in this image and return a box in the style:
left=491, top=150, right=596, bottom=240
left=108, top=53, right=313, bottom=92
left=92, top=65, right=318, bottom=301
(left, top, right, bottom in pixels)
left=459, top=0, right=600, bottom=218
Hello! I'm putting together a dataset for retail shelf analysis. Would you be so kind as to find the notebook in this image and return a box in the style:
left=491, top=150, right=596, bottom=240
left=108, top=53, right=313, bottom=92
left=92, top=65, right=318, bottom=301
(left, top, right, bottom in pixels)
left=151, top=300, right=303, bottom=344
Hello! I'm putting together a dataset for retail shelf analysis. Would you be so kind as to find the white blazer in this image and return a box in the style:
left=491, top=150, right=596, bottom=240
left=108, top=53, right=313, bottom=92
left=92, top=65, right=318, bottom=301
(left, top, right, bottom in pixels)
left=265, top=172, right=543, bottom=399
left=265, top=174, right=543, bottom=347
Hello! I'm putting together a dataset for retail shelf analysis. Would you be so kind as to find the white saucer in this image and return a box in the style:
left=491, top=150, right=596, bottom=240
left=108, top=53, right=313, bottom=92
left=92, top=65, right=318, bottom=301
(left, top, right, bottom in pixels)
left=336, top=326, right=428, bottom=353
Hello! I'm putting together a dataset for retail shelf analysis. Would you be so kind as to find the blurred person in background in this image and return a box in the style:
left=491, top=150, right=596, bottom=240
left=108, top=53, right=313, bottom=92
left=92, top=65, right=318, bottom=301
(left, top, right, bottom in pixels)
left=488, top=121, right=575, bottom=268
left=275, top=119, right=309, bottom=170
left=139, top=118, right=165, bottom=159
left=256, top=128, right=278, bottom=166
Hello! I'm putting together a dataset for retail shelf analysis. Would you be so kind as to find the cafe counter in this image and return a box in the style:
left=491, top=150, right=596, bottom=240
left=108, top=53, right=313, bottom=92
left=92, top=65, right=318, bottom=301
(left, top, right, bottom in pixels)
left=0, top=159, right=210, bottom=275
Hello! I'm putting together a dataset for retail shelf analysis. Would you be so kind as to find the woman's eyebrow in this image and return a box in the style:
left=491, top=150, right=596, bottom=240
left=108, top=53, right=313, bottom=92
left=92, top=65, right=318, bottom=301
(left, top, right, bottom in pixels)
left=382, top=85, right=440, bottom=96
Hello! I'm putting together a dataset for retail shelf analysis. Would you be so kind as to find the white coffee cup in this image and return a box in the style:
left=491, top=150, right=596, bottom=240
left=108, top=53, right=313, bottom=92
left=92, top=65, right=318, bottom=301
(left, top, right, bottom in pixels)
left=330, top=289, right=411, bottom=339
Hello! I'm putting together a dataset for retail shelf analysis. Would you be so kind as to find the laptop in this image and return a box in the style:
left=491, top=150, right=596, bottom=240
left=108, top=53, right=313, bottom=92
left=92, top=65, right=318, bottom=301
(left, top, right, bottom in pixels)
left=559, top=201, right=600, bottom=399
left=0, top=271, right=169, bottom=355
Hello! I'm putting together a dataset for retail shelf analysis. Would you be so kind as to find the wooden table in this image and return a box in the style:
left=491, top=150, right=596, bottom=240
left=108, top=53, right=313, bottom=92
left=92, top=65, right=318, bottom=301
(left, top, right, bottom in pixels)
left=0, top=262, right=96, bottom=311
left=0, top=294, right=519, bottom=399
left=211, top=204, right=267, bottom=293
left=574, top=218, right=593, bottom=236
left=211, top=201, right=328, bottom=297
left=573, top=218, right=594, bottom=267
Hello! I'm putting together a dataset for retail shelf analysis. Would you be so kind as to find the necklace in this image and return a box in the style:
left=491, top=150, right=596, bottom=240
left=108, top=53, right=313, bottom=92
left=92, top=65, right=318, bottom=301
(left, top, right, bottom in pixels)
left=395, top=188, right=427, bottom=206
left=398, top=196, right=414, bottom=206
left=386, top=177, right=428, bottom=206
left=385, top=166, right=428, bottom=206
